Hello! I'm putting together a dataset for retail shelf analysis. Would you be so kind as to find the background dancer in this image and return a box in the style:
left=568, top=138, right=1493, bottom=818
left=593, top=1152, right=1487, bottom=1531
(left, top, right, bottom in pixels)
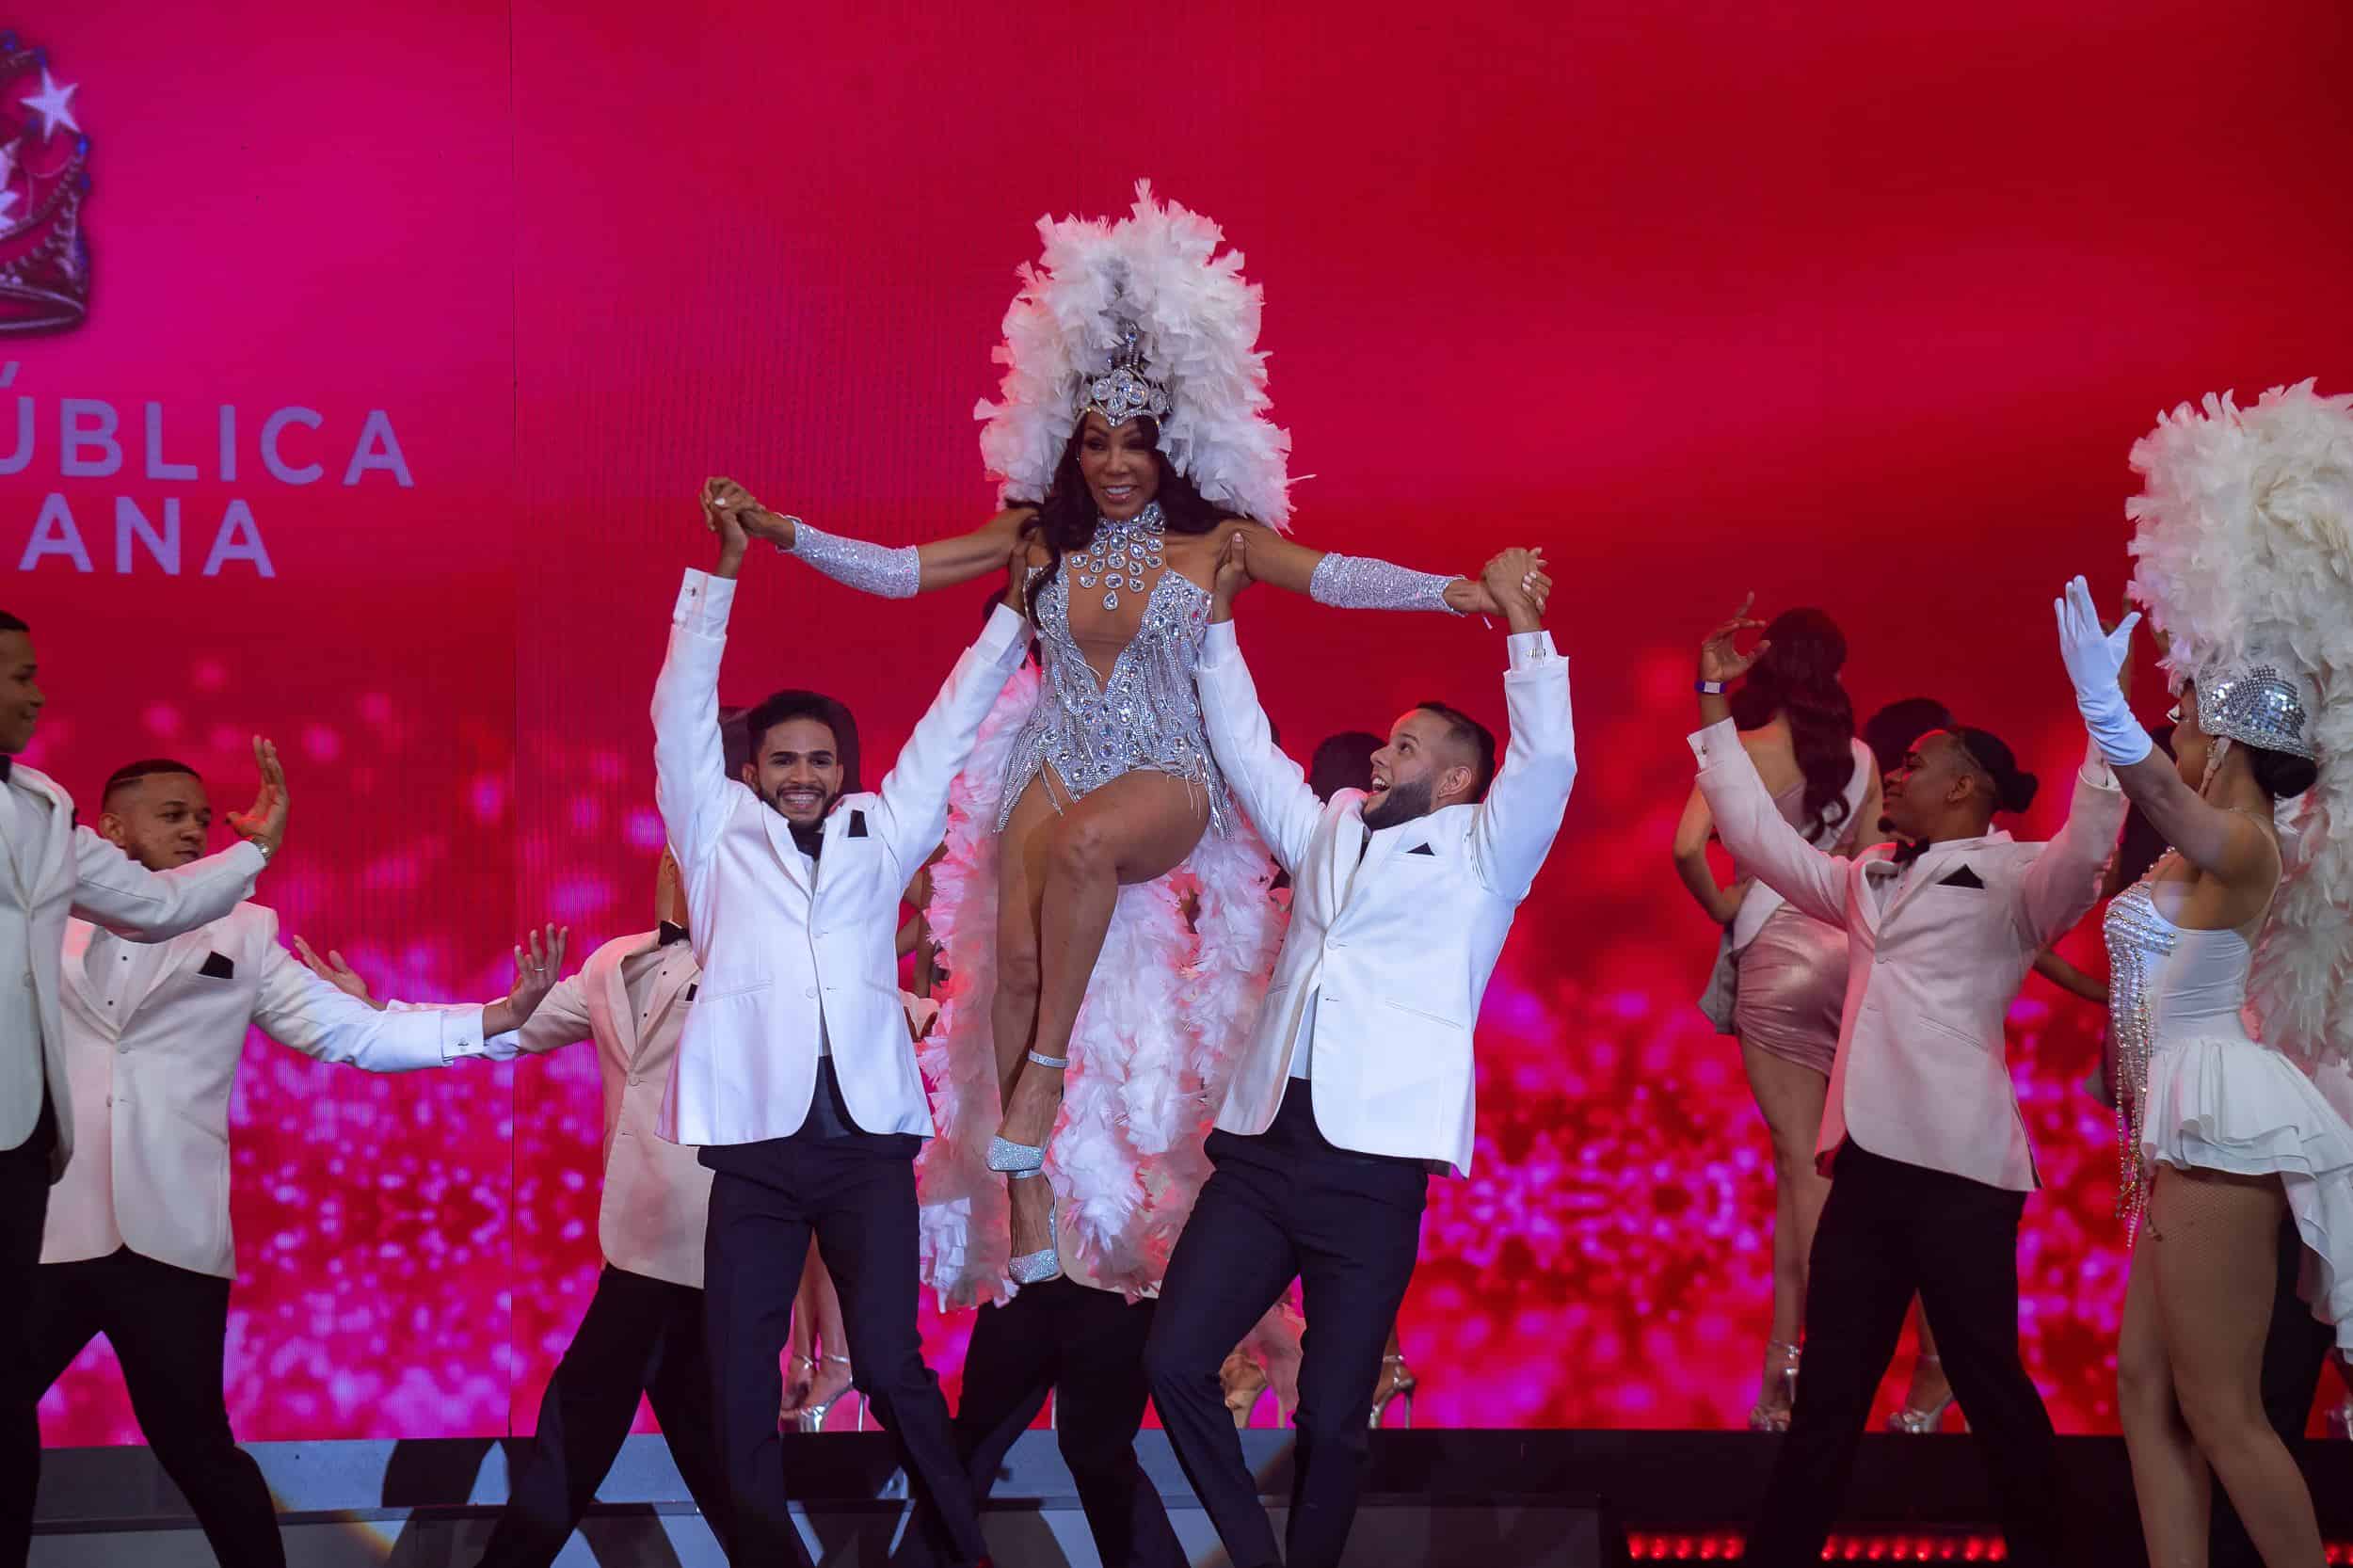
left=1690, top=595, right=2126, bottom=1568
left=0, top=612, right=291, bottom=1568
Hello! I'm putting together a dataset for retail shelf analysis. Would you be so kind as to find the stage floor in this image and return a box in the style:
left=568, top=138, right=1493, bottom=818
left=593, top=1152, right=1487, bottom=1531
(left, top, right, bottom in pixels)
left=30, top=1428, right=2353, bottom=1564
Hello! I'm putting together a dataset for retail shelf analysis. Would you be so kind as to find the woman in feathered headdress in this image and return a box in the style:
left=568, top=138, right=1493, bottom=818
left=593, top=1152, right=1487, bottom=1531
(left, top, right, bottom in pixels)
left=2051, top=381, right=2353, bottom=1567
left=703, top=183, right=1541, bottom=1301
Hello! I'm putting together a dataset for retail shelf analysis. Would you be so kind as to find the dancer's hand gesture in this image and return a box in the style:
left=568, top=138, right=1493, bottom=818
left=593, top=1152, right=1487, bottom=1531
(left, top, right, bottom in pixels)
left=1698, top=595, right=1769, bottom=685
left=293, top=936, right=382, bottom=1009
left=504, top=924, right=570, bottom=1024
left=2054, top=576, right=2139, bottom=704
left=227, top=738, right=290, bottom=860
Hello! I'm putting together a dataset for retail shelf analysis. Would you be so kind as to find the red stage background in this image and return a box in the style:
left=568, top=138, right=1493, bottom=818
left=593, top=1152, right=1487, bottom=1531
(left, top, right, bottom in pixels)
left=11, top=0, right=2353, bottom=1442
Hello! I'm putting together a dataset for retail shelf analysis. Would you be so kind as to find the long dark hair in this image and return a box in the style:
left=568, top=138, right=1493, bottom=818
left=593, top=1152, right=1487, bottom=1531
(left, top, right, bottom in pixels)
left=1015, top=415, right=1239, bottom=626
left=1728, top=607, right=1857, bottom=840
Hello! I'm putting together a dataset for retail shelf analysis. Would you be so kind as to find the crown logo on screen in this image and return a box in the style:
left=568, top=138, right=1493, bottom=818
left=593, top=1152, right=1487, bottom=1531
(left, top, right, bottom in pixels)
left=0, top=33, right=88, bottom=336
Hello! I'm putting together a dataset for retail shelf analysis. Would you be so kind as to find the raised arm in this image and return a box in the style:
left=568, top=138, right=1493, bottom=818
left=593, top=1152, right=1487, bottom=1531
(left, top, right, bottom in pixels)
left=296, top=930, right=589, bottom=1062
left=1465, top=550, right=1575, bottom=901
left=651, top=505, right=749, bottom=871
left=2052, top=574, right=2269, bottom=891
left=70, top=737, right=284, bottom=940
left=1193, top=533, right=1326, bottom=873
left=1207, top=520, right=1513, bottom=618
left=1688, top=600, right=1851, bottom=927
left=701, top=475, right=1031, bottom=600
left=868, top=547, right=1036, bottom=876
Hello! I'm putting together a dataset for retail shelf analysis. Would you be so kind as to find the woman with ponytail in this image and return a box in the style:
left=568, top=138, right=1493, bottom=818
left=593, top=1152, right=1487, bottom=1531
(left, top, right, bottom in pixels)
left=1673, top=603, right=1879, bottom=1430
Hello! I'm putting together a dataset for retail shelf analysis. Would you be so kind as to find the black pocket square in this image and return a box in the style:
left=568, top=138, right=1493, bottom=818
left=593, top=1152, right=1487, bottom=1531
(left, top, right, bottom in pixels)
left=683, top=983, right=698, bottom=1001
left=1407, top=843, right=1436, bottom=856
left=1938, top=866, right=1987, bottom=890
left=197, top=952, right=236, bottom=980
left=847, top=810, right=869, bottom=839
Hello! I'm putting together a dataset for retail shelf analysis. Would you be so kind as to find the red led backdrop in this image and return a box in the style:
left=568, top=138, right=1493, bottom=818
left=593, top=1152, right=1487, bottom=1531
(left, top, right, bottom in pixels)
left=11, top=0, right=2353, bottom=1442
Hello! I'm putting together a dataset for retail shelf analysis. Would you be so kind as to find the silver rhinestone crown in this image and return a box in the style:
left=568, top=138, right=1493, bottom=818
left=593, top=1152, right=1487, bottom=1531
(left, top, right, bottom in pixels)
left=2202, top=661, right=2319, bottom=760
left=1080, top=318, right=1172, bottom=428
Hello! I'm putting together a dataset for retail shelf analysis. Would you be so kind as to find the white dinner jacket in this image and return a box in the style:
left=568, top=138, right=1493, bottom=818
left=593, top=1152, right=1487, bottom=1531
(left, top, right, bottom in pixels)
left=46, top=903, right=491, bottom=1278
left=0, top=763, right=265, bottom=1176
left=1691, top=719, right=2126, bottom=1192
left=653, top=569, right=1032, bottom=1145
left=504, top=930, right=712, bottom=1289
left=1199, top=619, right=1577, bottom=1174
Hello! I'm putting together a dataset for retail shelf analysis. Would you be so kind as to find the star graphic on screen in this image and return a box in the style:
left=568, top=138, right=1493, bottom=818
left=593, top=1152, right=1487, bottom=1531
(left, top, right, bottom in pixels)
left=0, top=139, right=18, bottom=224
left=20, top=67, right=79, bottom=140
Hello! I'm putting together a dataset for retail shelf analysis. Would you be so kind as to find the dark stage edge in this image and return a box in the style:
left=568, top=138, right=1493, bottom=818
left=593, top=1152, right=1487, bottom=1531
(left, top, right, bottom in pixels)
left=29, top=1428, right=2353, bottom=1565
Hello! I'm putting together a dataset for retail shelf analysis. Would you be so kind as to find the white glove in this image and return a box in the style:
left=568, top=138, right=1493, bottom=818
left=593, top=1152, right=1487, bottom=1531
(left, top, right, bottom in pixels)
left=2054, top=575, right=2151, bottom=765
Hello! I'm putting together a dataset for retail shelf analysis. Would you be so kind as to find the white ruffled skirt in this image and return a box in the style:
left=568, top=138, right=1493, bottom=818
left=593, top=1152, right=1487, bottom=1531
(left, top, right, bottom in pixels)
left=2142, top=1032, right=2353, bottom=1348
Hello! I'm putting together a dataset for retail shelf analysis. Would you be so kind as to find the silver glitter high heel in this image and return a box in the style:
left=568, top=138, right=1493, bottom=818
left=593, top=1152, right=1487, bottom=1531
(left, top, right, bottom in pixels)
left=1005, top=1168, right=1062, bottom=1284
left=1886, top=1353, right=1956, bottom=1433
left=797, top=1353, right=861, bottom=1433
left=985, top=1049, right=1069, bottom=1173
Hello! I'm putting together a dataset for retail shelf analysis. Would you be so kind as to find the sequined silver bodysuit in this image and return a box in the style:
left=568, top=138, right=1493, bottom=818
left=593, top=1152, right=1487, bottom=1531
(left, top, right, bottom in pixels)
left=996, top=558, right=1235, bottom=836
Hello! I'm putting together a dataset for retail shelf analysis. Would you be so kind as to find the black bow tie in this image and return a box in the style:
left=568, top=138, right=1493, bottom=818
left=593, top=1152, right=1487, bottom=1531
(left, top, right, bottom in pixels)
left=791, top=824, right=824, bottom=860
left=0, top=755, right=13, bottom=781
left=658, top=920, right=689, bottom=947
left=1890, top=837, right=1930, bottom=867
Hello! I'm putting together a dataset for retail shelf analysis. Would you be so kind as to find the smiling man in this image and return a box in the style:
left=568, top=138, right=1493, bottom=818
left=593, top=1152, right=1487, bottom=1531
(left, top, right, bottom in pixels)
left=24, top=756, right=556, bottom=1568
left=0, top=614, right=291, bottom=1568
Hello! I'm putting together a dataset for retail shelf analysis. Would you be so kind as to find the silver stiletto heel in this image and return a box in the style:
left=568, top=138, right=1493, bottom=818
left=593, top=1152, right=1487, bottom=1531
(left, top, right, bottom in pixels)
left=797, top=1352, right=860, bottom=1433
left=985, top=1049, right=1069, bottom=1174
left=1004, top=1167, right=1062, bottom=1284
left=1369, top=1352, right=1418, bottom=1429
left=1748, top=1340, right=1800, bottom=1432
left=1886, top=1352, right=1956, bottom=1433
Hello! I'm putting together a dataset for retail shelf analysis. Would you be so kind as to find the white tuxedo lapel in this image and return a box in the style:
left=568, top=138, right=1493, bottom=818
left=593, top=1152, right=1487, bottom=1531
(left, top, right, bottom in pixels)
left=596, top=940, right=638, bottom=1059
left=751, top=803, right=813, bottom=895
left=126, top=928, right=217, bottom=1020
left=57, top=919, right=103, bottom=1029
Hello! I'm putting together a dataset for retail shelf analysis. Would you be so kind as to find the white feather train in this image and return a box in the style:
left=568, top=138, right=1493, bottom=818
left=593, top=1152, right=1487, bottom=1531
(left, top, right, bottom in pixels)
left=915, top=663, right=1288, bottom=1304
left=2127, top=380, right=2353, bottom=1067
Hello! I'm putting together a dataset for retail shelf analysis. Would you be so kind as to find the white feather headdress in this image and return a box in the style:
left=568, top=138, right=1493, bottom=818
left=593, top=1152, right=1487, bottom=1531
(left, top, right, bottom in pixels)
left=973, top=180, right=1293, bottom=530
left=2126, top=380, right=2353, bottom=1064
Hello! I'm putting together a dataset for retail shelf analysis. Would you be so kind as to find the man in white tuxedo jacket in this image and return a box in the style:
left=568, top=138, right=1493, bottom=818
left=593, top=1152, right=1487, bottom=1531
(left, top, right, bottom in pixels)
left=29, top=757, right=538, bottom=1568
left=326, top=852, right=728, bottom=1568
left=654, top=497, right=1029, bottom=1568
left=1687, top=609, right=2125, bottom=1568
left=1145, top=544, right=1573, bottom=1568
left=0, top=614, right=290, bottom=1568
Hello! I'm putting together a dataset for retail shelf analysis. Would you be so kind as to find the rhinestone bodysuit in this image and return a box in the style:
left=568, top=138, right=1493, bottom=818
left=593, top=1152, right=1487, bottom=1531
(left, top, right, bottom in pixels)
left=2104, top=877, right=2175, bottom=1227
left=996, top=533, right=1234, bottom=836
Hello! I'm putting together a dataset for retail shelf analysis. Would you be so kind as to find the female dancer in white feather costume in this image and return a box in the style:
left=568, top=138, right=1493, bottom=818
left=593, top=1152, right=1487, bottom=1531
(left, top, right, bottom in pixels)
left=712, top=184, right=1519, bottom=1293
left=2056, top=383, right=2353, bottom=1566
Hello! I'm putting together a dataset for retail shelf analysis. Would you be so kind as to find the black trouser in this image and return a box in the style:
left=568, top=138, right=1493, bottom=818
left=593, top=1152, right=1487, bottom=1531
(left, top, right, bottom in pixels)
left=699, top=1062, right=984, bottom=1567
left=1745, top=1142, right=2065, bottom=1568
left=1144, top=1084, right=1427, bottom=1568
left=895, top=1278, right=1182, bottom=1568
left=2210, top=1211, right=2335, bottom=1568
left=475, top=1265, right=731, bottom=1568
left=25, top=1245, right=283, bottom=1568
left=0, top=1094, right=55, bottom=1568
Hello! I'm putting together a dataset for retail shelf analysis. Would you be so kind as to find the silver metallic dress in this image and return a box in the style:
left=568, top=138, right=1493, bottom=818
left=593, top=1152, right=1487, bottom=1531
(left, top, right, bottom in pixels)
left=996, top=562, right=1237, bottom=835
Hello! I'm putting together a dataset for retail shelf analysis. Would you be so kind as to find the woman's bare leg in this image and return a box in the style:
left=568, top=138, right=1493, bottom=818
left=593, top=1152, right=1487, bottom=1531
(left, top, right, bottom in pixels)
left=990, top=776, right=1060, bottom=1104
left=999, top=770, right=1209, bottom=1261
left=1740, top=1042, right=1831, bottom=1421
left=2119, top=1208, right=2209, bottom=1567
left=2153, top=1167, right=2321, bottom=1568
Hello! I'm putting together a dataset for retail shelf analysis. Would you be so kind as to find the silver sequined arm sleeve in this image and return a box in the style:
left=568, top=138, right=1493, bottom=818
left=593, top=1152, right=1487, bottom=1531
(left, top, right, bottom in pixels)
left=1307, top=553, right=1463, bottom=616
left=787, top=522, right=921, bottom=600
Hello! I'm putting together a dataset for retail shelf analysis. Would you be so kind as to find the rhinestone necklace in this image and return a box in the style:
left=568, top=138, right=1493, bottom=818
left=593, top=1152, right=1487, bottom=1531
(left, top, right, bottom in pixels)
left=1072, top=502, right=1167, bottom=613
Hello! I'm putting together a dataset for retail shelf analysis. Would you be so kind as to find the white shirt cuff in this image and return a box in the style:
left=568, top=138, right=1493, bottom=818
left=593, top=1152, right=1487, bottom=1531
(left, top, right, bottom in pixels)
left=674, top=568, right=737, bottom=632
left=1199, top=618, right=1241, bottom=667
left=975, top=602, right=1032, bottom=662
left=1506, top=630, right=1558, bottom=670
left=439, top=1005, right=497, bottom=1063
left=1688, top=715, right=1740, bottom=767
